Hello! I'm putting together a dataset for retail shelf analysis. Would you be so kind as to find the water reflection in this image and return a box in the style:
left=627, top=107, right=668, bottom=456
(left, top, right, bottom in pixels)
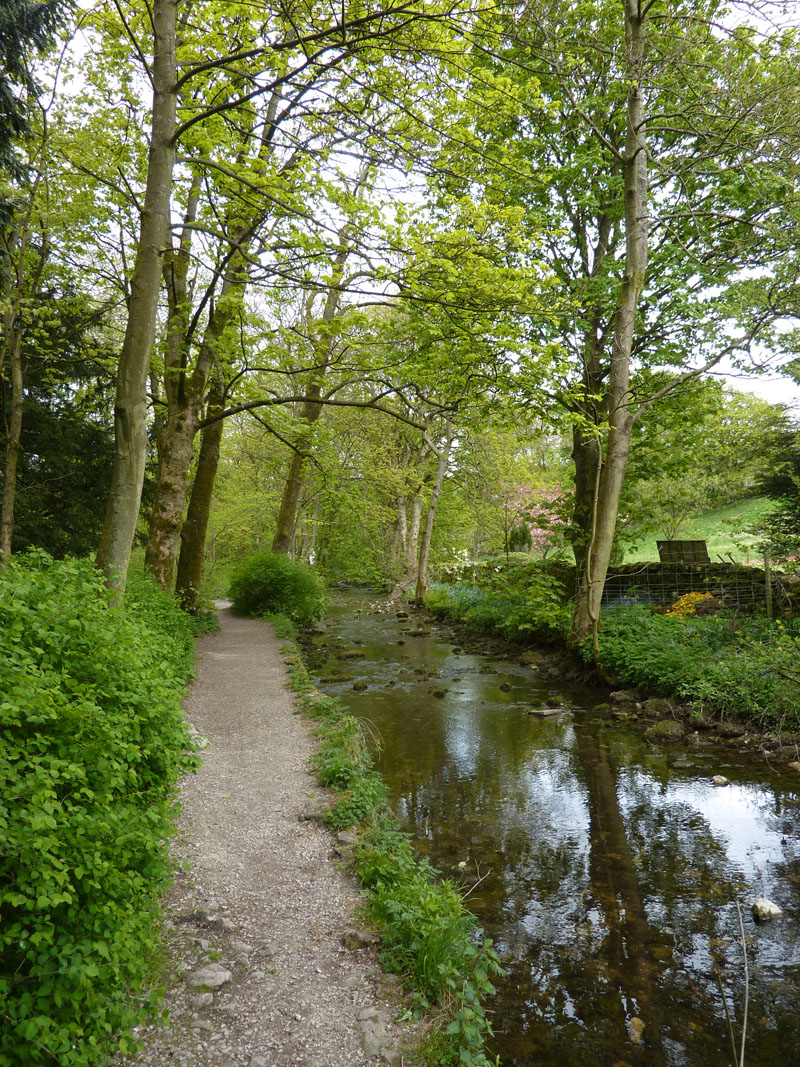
left=308, top=593, right=800, bottom=1066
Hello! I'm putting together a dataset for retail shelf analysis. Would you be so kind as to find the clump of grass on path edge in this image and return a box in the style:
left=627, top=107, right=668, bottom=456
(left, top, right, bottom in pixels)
left=273, top=621, right=503, bottom=1067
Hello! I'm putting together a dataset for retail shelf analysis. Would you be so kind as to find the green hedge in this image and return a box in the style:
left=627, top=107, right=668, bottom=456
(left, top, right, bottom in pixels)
left=0, top=553, right=200, bottom=1066
left=591, top=606, right=800, bottom=730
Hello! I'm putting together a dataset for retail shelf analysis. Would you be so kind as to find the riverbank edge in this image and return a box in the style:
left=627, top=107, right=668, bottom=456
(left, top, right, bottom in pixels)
left=417, top=587, right=800, bottom=772
left=273, top=617, right=504, bottom=1067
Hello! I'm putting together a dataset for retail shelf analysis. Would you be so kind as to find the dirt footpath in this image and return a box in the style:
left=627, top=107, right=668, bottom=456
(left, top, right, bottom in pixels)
left=116, top=606, right=415, bottom=1067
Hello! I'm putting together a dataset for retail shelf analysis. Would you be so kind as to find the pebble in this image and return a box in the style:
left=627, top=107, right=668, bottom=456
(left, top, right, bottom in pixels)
left=188, top=963, right=233, bottom=989
left=230, top=941, right=254, bottom=955
left=712, top=775, right=730, bottom=787
left=190, top=993, right=214, bottom=1009
left=629, top=1016, right=646, bottom=1044
left=752, top=897, right=783, bottom=921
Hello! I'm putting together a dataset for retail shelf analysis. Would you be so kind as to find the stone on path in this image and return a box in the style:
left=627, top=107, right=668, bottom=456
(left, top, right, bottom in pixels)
left=188, top=963, right=232, bottom=990
left=356, top=1007, right=399, bottom=1062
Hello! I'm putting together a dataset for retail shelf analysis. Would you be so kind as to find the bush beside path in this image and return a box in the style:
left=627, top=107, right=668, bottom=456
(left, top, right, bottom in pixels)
left=116, top=605, right=416, bottom=1067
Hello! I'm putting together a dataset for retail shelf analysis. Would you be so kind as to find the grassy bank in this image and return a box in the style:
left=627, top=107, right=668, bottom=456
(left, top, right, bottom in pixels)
left=272, top=616, right=503, bottom=1067
left=424, top=563, right=800, bottom=732
left=0, top=552, right=204, bottom=1067
left=589, top=605, right=800, bottom=731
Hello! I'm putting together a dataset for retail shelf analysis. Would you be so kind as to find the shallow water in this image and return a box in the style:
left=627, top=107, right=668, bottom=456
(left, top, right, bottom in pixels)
left=306, top=592, right=800, bottom=1066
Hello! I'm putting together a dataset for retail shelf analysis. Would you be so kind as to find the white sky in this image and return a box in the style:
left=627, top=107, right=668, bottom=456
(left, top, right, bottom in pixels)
left=716, top=362, right=800, bottom=413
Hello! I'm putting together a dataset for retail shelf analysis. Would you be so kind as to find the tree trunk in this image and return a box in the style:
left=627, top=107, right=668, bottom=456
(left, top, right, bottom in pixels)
left=406, top=491, right=423, bottom=582
left=175, top=378, right=225, bottom=611
left=299, top=497, right=319, bottom=561
left=271, top=234, right=351, bottom=555
left=0, top=317, right=23, bottom=559
left=570, top=0, right=648, bottom=648
left=147, top=81, right=292, bottom=588
left=142, top=173, right=200, bottom=591
left=414, top=423, right=453, bottom=605
left=270, top=394, right=322, bottom=555
left=0, top=195, right=48, bottom=560
left=389, top=495, right=408, bottom=575
left=96, top=0, right=178, bottom=588
left=144, top=282, right=235, bottom=588
left=144, top=400, right=200, bottom=589
left=570, top=421, right=602, bottom=576
left=271, top=450, right=306, bottom=554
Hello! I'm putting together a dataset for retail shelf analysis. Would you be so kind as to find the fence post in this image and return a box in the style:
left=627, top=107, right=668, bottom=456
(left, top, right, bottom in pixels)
left=764, top=549, right=773, bottom=620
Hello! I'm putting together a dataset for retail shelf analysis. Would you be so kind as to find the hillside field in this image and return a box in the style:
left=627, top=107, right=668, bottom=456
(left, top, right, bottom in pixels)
left=621, top=496, right=776, bottom=564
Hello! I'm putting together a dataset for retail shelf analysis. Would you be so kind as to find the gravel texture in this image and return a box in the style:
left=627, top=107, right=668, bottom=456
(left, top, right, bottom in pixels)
left=115, top=606, right=418, bottom=1067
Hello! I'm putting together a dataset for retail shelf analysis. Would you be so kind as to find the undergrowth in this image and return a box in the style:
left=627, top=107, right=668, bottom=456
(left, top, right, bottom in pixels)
left=0, top=552, right=201, bottom=1066
left=590, top=606, right=800, bottom=730
left=425, top=560, right=571, bottom=645
left=276, top=626, right=503, bottom=1067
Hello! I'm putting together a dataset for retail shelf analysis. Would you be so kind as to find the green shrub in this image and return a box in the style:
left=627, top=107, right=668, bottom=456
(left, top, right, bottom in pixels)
left=228, top=552, right=326, bottom=625
left=0, top=552, right=199, bottom=1066
left=427, top=562, right=571, bottom=645
left=592, top=606, right=800, bottom=729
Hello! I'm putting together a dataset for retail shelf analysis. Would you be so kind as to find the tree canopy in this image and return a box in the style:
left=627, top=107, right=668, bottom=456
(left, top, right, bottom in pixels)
left=0, top=0, right=798, bottom=607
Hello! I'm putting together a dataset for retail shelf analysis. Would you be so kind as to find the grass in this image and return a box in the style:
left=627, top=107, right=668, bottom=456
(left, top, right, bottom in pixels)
left=622, top=496, right=776, bottom=564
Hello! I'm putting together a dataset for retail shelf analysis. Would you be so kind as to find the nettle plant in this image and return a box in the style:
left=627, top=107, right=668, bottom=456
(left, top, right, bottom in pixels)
left=0, top=552, right=200, bottom=1066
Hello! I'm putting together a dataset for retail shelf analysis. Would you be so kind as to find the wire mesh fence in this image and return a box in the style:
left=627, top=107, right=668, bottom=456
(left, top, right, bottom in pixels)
left=431, top=556, right=800, bottom=617
left=602, top=561, right=800, bottom=616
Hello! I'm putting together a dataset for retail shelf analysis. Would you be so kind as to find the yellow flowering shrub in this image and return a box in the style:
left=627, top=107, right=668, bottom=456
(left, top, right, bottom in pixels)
left=666, top=591, right=718, bottom=618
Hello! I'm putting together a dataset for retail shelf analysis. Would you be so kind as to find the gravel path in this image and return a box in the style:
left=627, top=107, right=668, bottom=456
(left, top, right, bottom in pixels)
left=116, top=606, right=417, bottom=1067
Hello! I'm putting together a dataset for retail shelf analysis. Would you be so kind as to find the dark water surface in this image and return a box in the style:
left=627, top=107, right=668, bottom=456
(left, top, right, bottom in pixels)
left=305, top=591, right=800, bottom=1067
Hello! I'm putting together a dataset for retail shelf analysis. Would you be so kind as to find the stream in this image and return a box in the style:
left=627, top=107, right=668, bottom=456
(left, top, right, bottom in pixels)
left=304, top=590, right=800, bottom=1067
